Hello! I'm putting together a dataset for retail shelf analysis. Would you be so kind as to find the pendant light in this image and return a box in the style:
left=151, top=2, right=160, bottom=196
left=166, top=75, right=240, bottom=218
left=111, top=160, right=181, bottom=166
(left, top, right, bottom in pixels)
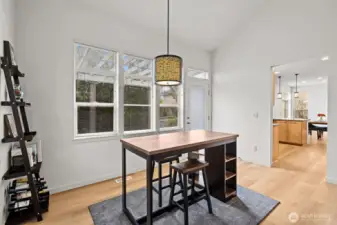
left=277, top=76, right=282, bottom=99
left=294, top=73, right=299, bottom=98
left=155, top=0, right=183, bottom=86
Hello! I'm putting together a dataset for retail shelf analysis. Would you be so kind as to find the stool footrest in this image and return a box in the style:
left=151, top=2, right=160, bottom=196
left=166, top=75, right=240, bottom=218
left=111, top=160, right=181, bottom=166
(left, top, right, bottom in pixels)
left=172, top=192, right=207, bottom=211
left=172, top=186, right=193, bottom=196
left=153, top=174, right=171, bottom=182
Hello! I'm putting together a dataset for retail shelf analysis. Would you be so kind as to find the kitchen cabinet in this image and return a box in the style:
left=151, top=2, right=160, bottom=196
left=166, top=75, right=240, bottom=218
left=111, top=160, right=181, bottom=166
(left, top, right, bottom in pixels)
left=273, top=124, right=279, bottom=162
left=278, top=121, right=288, bottom=142
left=273, top=119, right=308, bottom=146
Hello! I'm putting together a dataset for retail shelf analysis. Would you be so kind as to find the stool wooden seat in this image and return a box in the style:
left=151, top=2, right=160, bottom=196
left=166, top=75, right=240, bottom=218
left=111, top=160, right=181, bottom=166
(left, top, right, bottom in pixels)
left=171, top=159, right=209, bottom=174
left=152, top=155, right=183, bottom=207
left=169, top=159, right=213, bottom=225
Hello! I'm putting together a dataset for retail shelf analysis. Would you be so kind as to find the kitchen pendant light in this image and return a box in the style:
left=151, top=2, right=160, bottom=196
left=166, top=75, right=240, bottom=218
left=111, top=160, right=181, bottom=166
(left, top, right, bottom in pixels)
left=277, top=76, right=282, bottom=99
left=294, top=73, right=299, bottom=98
left=155, top=0, right=182, bottom=86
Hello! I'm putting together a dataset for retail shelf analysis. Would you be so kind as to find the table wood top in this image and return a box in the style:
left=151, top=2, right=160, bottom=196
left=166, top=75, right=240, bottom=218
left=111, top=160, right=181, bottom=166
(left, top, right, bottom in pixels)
left=309, top=121, right=328, bottom=125
left=121, top=130, right=239, bottom=156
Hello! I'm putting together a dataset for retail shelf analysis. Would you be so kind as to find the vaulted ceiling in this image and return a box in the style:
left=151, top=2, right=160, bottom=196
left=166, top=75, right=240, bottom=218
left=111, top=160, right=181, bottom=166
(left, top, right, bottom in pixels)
left=74, top=0, right=267, bottom=51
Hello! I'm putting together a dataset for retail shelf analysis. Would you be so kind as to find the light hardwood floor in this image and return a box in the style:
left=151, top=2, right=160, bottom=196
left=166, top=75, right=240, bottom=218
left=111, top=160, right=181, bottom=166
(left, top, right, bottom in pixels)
left=24, top=133, right=335, bottom=225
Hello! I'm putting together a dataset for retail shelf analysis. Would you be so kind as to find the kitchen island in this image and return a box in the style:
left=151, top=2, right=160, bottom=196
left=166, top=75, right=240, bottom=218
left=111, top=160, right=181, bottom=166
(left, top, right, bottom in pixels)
left=273, top=118, right=308, bottom=146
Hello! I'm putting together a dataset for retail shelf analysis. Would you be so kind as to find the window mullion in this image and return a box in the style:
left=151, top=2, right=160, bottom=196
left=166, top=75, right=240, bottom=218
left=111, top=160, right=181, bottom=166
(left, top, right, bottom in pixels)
left=118, top=51, right=125, bottom=134
left=90, top=83, right=96, bottom=133
left=154, top=62, right=160, bottom=133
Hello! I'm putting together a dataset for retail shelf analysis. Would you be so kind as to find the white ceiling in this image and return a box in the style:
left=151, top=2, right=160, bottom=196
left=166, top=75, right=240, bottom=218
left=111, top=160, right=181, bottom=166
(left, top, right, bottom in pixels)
left=74, top=0, right=267, bottom=51
left=273, top=56, right=333, bottom=87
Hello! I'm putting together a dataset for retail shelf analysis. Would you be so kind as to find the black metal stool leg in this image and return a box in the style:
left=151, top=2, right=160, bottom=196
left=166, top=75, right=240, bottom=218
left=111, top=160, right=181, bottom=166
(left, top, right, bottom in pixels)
left=191, top=173, right=196, bottom=197
left=176, top=157, right=184, bottom=192
left=169, top=161, right=173, bottom=187
left=151, top=161, right=155, bottom=179
left=183, top=174, right=189, bottom=225
left=158, top=162, right=163, bottom=207
left=202, top=168, right=213, bottom=214
left=169, top=170, right=177, bottom=207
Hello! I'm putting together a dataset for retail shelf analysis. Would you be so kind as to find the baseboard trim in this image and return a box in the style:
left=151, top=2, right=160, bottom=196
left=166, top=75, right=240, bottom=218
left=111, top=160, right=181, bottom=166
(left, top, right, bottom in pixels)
left=48, top=173, right=120, bottom=194
left=326, top=176, right=337, bottom=184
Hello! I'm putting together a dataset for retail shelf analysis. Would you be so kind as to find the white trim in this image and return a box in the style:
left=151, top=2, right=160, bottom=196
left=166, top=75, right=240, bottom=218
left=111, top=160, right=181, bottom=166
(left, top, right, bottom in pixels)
left=74, top=131, right=118, bottom=140
left=326, top=176, right=337, bottom=184
left=48, top=172, right=122, bottom=194
left=124, top=74, right=152, bottom=81
left=123, top=129, right=155, bottom=136
left=76, top=102, right=114, bottom=107
left=124, top=104, right=151, bottom=107
left=160, top=126, right=181, bottom=132
left=160, top=104, right=179, bottom=108
left=77, top=68, right=117, bottom=77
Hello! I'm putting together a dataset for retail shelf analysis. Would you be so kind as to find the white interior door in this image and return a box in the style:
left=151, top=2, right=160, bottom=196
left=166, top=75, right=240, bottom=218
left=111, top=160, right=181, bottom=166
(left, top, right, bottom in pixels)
left=186, top=83, right=209, bottom=131
left=186, top=83, right=209, bottom=157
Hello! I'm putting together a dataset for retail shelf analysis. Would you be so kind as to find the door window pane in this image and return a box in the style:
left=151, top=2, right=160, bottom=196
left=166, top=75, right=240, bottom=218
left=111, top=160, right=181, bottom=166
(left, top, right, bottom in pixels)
left=187, top=69, right=209, bottom=80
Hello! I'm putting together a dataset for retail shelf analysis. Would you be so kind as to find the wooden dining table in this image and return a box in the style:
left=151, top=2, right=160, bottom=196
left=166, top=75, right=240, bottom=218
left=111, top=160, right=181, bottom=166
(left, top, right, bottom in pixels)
left=120, top=130, right=239, bottom=225
left=308, top=121, right=328, bottom=139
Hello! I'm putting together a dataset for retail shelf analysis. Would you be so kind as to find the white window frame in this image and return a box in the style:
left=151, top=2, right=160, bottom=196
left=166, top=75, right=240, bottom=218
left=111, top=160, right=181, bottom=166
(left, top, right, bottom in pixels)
left=123, top=54, right=155, bottom=135
left=73, top=42, right=195, bottom=140
left=159, top=86, right=183, bottom=132
left=73, top=43, right=119, bottom=139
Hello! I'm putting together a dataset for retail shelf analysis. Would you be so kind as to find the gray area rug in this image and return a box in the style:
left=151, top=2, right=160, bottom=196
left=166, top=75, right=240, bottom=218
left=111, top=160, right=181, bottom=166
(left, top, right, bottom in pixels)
left=89, top=180, right=279, bottom=225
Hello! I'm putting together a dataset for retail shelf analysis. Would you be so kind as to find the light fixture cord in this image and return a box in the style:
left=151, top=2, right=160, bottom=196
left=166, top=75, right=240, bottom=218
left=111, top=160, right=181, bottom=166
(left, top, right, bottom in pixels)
left=278, top=76, right=281, bottom=93
left=167, top=0, right=170, bottom=54
left=295, top=74, right=298, bottom=92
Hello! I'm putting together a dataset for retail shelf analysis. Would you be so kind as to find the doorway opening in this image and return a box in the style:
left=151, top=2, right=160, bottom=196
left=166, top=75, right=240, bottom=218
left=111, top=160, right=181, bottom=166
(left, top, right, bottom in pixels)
left=271, top=56, right=331, bottom=172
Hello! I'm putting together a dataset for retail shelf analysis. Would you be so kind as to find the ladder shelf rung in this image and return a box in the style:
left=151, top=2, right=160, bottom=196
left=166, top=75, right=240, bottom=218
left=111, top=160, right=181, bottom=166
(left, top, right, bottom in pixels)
left=1, top=101, right=31, bottom=107
left=3, top=162, right=42, bottom=180
left=2, top=132, right=37, bottom=143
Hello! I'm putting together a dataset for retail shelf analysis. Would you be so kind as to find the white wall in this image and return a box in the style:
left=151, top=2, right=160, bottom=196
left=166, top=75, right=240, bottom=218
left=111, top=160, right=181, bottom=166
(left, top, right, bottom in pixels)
left=273, top=82, right=291, bottom=119
left=212, top=0, right=337, bottom=185
left=299, top=84, right=328, bottom=120
left=14, top=0, right=211, bottom=193
left=0, top=0, right=15, bottom=223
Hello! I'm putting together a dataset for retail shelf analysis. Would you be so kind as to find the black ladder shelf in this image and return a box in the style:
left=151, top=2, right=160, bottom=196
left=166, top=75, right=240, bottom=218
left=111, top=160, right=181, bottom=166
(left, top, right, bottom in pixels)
left=1, top=41, right=43, bottom=222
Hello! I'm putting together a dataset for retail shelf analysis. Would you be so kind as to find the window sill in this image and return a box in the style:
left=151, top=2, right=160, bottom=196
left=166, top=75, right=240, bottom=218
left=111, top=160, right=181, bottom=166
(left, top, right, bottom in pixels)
left=160, top=127, right=183, bottom=133
left=73, top=132, right=120, bottom=142
left=123, top=129, right=157, bottom=138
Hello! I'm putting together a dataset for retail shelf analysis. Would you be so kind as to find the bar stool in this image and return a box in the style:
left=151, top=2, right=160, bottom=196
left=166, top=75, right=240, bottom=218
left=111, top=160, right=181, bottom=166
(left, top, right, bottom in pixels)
left=169, top=159, right=213, bottom=225
left=152, top=155, right=183, bottom=207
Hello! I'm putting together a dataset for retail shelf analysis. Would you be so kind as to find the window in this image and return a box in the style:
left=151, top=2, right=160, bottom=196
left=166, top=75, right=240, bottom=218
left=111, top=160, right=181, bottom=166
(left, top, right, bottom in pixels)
left=123, top=54, right=153, bottom=132
left=74, top=42, right=187, bottom=139
left=187, top=68, right=209, bottom=80
left=74, top=43, right=117, bottom=136
left=160, top=86, right=180, bottom=129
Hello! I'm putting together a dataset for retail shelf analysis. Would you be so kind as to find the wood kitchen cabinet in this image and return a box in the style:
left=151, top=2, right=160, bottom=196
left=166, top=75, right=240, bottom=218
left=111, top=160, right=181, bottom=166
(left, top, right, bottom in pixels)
left=273, top=119, right=308, bottom=146
left=273, top=124, right=280, bottom=162
left=278, top=121, right=288, bottom=142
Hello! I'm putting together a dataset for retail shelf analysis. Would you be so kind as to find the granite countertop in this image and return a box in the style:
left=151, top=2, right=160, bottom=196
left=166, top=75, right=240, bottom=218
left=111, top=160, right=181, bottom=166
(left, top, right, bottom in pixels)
left=273, top=118, right=309, bottom=121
